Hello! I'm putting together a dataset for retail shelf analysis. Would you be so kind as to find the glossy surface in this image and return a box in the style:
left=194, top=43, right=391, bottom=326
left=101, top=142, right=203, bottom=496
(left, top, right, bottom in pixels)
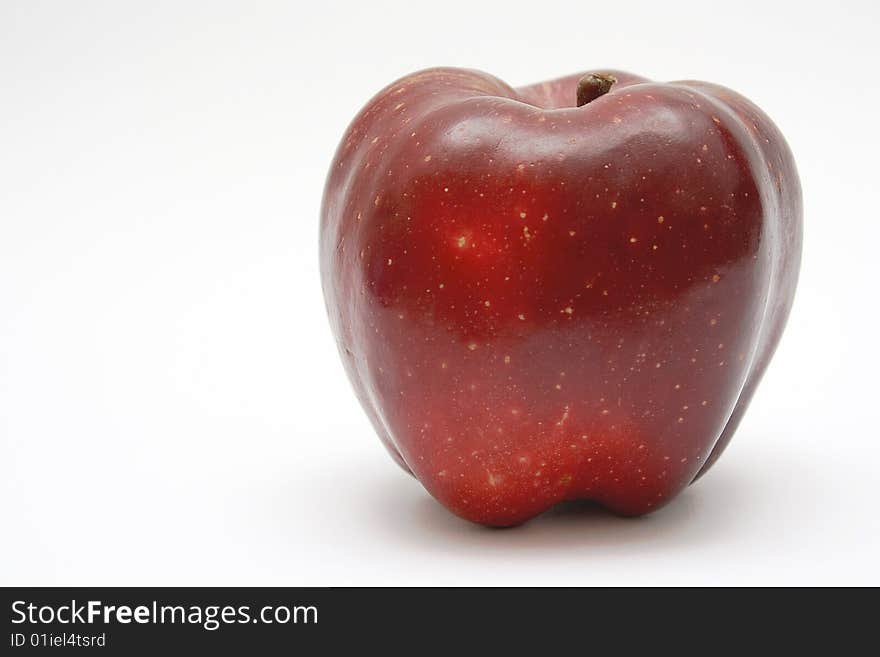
left=320, top=68, right=801, bottom=526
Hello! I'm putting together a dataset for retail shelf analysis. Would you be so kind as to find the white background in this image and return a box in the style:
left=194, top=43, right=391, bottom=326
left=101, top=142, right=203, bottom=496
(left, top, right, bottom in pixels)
left=2, top=0, right=878, bottom=586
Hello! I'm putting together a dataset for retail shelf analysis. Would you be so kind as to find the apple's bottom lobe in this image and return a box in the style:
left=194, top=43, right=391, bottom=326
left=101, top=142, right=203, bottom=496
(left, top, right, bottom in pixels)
left=405, top=421, right=704, bottom=528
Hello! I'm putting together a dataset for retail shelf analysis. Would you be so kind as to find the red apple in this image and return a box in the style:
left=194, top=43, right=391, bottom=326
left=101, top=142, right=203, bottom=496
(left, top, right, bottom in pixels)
left=320, top=68, right=802, bottom=527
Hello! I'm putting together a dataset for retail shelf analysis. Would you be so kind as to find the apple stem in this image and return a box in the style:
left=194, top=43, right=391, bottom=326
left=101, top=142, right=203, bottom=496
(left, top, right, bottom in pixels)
left=576, top=73, right=617, bottom=107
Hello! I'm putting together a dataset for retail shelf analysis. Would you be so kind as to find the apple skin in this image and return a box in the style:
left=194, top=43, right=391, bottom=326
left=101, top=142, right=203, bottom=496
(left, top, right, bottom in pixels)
left=320, top=68, right=802, bottom=527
